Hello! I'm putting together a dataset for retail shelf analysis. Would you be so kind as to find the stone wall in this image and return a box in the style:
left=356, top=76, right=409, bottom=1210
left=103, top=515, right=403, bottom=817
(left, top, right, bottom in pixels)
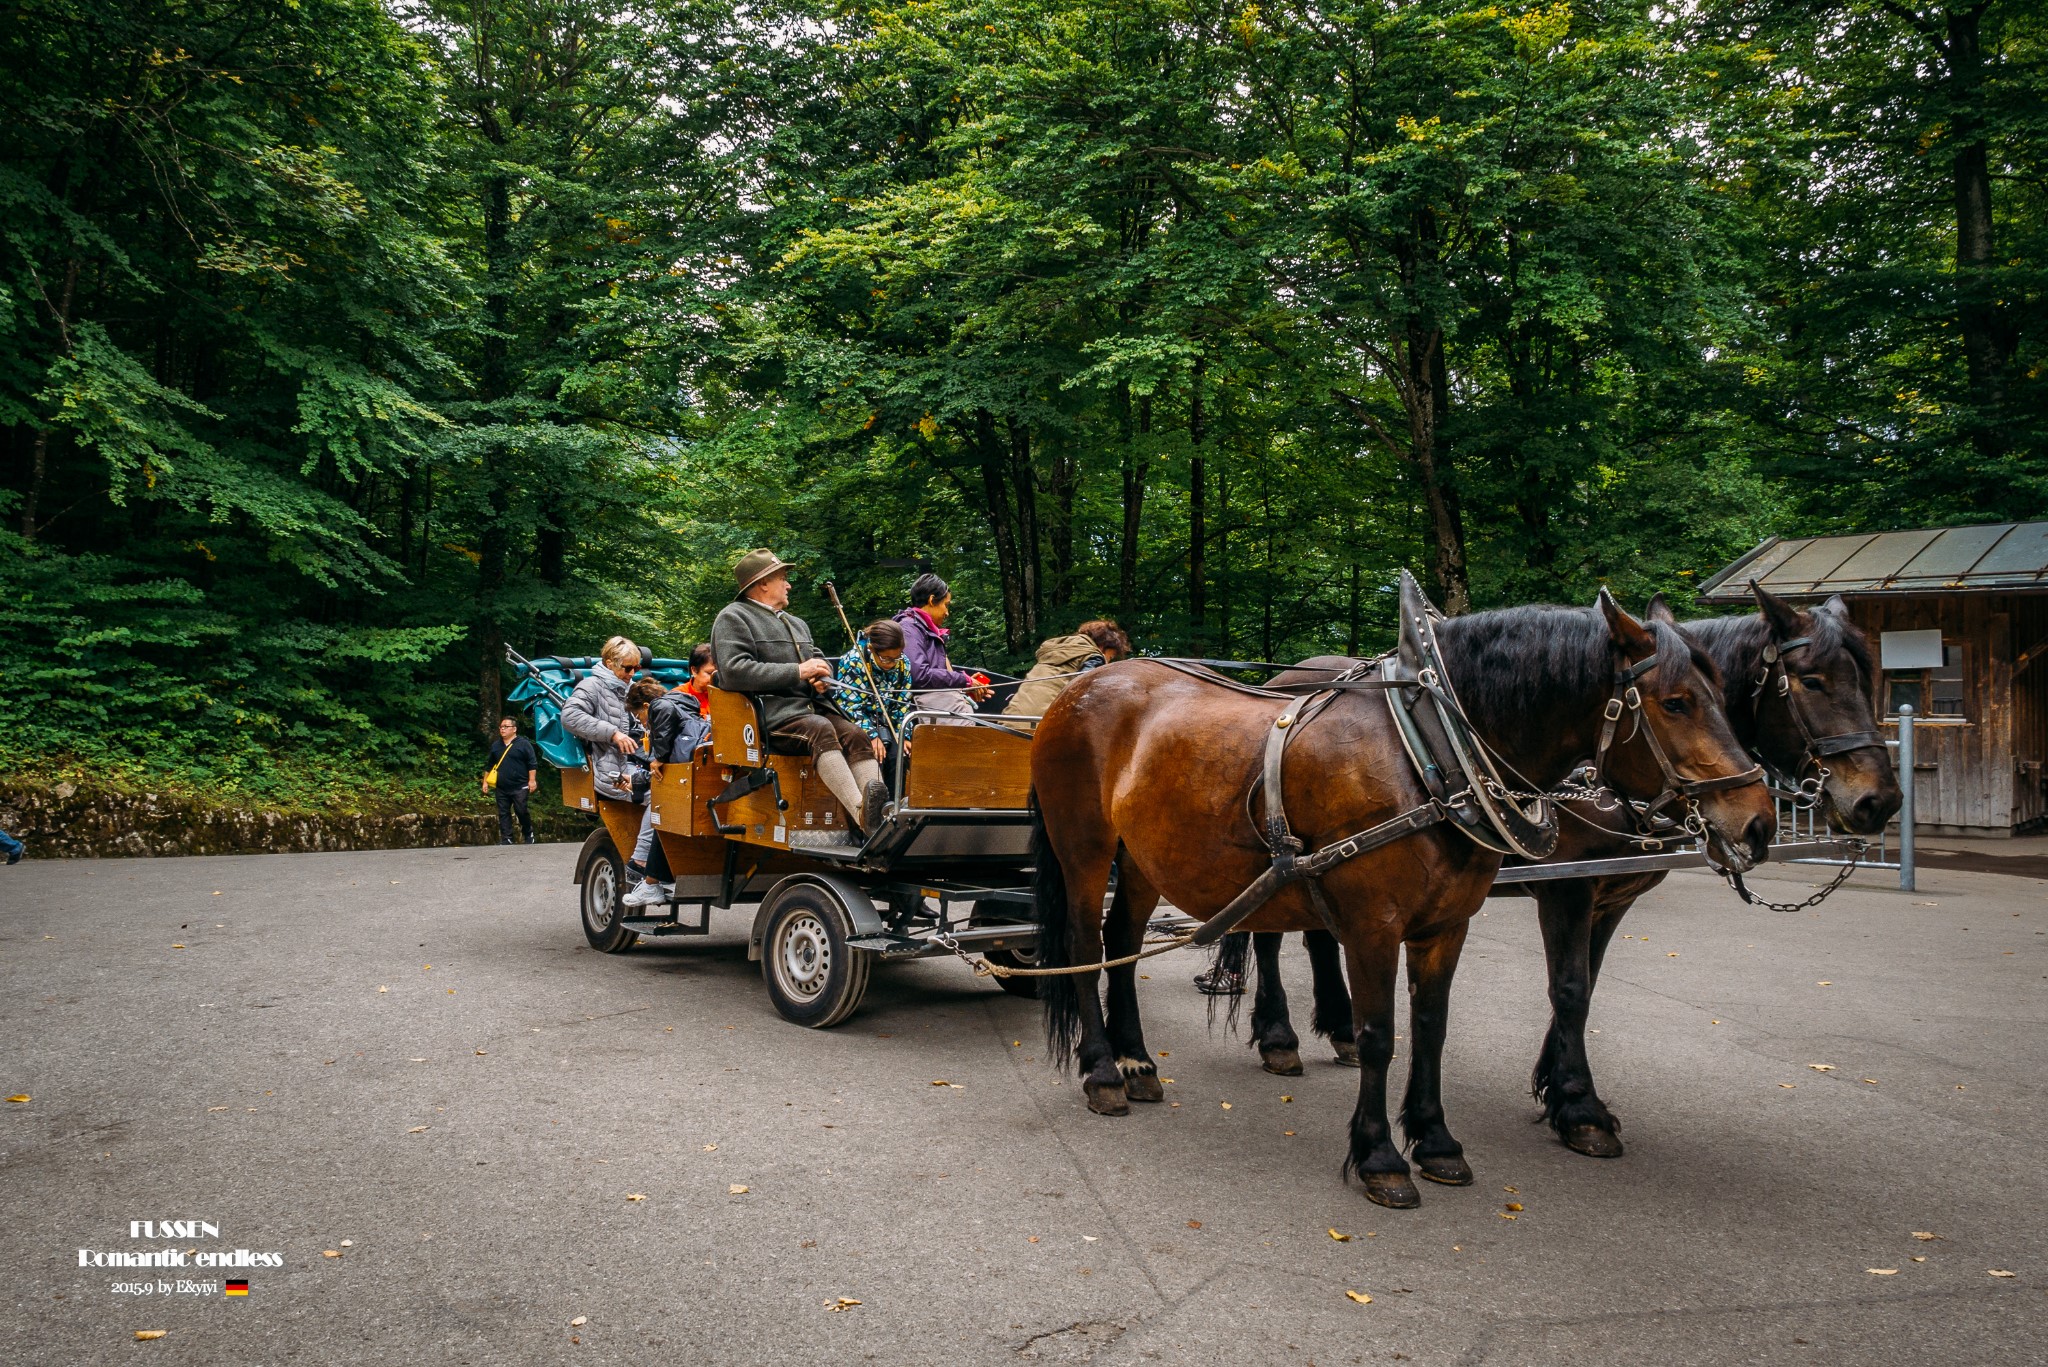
left=0, top=780, right=592, bottom=859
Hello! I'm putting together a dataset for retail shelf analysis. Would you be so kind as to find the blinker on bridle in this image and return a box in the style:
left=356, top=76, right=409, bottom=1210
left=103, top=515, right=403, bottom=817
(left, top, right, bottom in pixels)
left=1754, top=632, right=1887, bottom=804
left=1591, top=647, right=1764, bottom=834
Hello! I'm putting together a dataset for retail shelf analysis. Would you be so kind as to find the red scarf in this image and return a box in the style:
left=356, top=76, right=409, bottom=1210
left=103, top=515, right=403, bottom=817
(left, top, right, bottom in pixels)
left=915, top=607, right=949, bottom=639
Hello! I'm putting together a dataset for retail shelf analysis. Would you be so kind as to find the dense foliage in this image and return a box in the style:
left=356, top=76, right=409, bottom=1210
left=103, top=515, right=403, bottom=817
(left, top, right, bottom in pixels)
left=1, top=0, right=2041, bottom=805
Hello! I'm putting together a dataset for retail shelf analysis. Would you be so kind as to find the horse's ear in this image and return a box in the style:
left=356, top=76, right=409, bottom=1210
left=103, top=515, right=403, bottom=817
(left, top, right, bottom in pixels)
left=1597, top=587, right=1656, bottom=658
left=1645, top=592, right=1678, bottom=626
left=1749, top=580, right=1805, bottom=639
left=1820, top=593, right=1850, bottom=619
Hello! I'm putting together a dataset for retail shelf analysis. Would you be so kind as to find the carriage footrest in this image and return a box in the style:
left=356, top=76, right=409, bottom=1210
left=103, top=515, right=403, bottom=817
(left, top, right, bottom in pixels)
left=845, top=932, right=926, bottom=958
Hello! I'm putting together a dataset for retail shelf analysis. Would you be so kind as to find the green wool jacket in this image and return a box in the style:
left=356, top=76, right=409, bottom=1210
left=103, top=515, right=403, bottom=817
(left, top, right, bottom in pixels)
left=710, top=597, right=830, bottom=731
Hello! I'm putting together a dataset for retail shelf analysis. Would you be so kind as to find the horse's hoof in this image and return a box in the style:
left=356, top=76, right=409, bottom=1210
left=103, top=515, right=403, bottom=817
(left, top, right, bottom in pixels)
left=1260, top=1047, right=1304, bottom=1077
left=1123, top=1072, right=1165, bottom=1103
left=1362, top=1172, right=1420, bottom=1209
left=1332, top=1041, right=1360, bottom=1068
left=1416, top=1154, right=1474, bottom=1186
left=1565, top=1124, right=1624, bottom=1158
left=1084, top=1081, right=1130, bottom=1116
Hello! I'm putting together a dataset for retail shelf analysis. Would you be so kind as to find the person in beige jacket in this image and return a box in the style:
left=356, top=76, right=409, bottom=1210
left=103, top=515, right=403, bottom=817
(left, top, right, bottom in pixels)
left=1003, top=620, right=1131, bottom=717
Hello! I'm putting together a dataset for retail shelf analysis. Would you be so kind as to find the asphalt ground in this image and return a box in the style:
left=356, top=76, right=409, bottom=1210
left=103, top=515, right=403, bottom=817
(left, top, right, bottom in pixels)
left=2, top=845, right=2044, bottom=1367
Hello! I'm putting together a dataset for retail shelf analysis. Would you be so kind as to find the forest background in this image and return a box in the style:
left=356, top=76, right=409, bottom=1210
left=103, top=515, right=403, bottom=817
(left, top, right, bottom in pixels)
left=2, top=0, right=2042, bottom=815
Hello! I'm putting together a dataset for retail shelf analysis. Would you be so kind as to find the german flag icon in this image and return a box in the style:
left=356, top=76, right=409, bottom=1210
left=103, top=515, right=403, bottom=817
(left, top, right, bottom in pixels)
left=225, top=1280, right=249, bottom=1297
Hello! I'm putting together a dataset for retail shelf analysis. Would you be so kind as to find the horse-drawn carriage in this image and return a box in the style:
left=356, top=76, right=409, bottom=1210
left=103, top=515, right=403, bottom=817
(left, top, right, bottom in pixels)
left=509, top=651, right=1044, bottom=1027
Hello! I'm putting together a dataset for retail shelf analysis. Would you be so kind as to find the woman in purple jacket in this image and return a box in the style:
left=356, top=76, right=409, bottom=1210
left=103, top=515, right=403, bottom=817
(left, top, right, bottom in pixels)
left=893, top=574, right=993, bottom=721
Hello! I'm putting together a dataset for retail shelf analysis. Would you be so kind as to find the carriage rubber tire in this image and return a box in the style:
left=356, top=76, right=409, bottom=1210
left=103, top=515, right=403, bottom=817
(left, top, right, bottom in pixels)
left=762, top=885, right=871, bottom=1028
left=970, top=901, right=1040, bottom=999
left=982, top=947, right=1041, bottom=999
left=579, top=842, right=638, bottom=954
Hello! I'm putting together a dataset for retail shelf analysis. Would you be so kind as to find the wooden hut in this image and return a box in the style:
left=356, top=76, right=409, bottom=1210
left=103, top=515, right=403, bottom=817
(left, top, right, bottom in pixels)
left=1697, top=521, right=2048, bottom=836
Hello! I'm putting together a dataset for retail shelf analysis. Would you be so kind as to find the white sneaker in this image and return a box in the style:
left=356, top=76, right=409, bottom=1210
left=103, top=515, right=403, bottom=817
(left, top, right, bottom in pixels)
left=621, top=881, right=673, bottom=908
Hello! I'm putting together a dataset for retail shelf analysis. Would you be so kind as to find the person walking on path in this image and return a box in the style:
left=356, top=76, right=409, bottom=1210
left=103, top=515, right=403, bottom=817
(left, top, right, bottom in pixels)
left=711, top=550, right=889, bottom=835
left=893, top=574, right=991, bottom=721
left=0, top=825, right=22, bottom=865
left=483, top=716, right=541, bottom=845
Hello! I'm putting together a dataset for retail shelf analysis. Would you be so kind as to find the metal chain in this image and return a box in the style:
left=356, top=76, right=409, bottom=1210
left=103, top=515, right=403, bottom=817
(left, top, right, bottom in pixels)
left=1715, top=839, right=1866, bottom=913
left=931, top=927, right=1199, bottom=979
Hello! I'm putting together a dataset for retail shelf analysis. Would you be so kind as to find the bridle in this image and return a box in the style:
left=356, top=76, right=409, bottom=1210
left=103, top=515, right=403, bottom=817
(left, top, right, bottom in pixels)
left=1588, top=648, right=1765, bottom=840
left=1752, top=629, right=1886, bottom=809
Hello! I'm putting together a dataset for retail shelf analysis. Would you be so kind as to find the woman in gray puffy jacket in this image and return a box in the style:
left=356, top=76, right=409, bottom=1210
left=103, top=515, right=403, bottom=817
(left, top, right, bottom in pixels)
left=560, top=636, right=641, bottom=797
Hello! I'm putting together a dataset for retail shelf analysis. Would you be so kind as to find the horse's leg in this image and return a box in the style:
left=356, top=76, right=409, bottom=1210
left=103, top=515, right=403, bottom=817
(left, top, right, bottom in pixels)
left=1531, top=880, right=1624, bottom=1157
left=1399, top=920, right=1475, bottom=1186
left=1103, top=864, right=1165, bottom=1103
left=1250, top=932, right=1304, bottom=1076
left=1304, top=929, right=1358, bottom=1066
left=1340, top=930, right=1417, bottom=1209
left=1033, top=806, right=1128, bottom=1117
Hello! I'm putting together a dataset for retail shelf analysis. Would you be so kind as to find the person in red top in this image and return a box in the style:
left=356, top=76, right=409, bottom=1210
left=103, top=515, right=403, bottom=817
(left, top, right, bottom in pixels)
left=893, top=574, right=992, bottom=722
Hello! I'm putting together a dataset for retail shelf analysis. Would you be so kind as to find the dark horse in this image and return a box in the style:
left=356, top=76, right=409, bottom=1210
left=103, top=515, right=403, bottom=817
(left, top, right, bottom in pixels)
left=1254, top=585, right=1901, bottom=1157
left=1029, top=593, right=1777, bottom=1208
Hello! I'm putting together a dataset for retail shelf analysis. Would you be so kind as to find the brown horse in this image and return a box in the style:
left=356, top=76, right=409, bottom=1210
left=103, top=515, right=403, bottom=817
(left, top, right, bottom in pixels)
left=1029, top=593, right=1776, bottom=1208
left=1256, top=586, right=1900, bottom=1159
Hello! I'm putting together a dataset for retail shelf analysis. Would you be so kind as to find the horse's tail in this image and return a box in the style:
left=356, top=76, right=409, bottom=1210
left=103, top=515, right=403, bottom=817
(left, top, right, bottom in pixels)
left=1030, top=790, right=1080, bottom=1072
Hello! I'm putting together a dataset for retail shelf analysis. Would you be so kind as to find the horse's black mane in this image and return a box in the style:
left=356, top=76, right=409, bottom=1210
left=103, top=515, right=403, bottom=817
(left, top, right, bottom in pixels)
left=1434, top=604, right=1716, bottom=743
left=1682, top=605, right=1873, bottom=706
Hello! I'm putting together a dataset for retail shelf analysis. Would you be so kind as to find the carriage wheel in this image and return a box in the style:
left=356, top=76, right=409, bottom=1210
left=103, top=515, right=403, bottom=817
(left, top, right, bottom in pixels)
left=579, top=842, right=638, bottom=954
left=761, top=883, right=870, bottom=1028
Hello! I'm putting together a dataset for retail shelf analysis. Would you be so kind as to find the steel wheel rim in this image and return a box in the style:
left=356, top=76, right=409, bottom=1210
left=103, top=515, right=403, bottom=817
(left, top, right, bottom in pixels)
left=587, top=861, right=619, bottom=931
left=774, top=911, right=832, bottom=1003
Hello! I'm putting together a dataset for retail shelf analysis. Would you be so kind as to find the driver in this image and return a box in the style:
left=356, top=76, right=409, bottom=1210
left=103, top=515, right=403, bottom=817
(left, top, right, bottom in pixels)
left=710, top=549, right=889, bottom=835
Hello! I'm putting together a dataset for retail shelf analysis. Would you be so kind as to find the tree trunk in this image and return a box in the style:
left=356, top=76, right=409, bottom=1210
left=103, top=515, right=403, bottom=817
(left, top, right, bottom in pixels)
left=23, top=255, right=79, bottom=542
left=477, top=524, right=508, bottom=741
left=1047, top=440, right=1076, bottom=611
left=976, top=411, right=1029, bottom=654
left=1215, top=453, right=1230, bottom=654
left=1187, top=358, right=1207, bottom=649
left=1113, top=398, right=1150, bottom=627
left=1407, top=320, right=1470, bottom=614
left=533, top=510, right=567, bottom=655
left=1946, top=4, right=2012, bottom=460
left=1007, top=419, right=1041, bottom=639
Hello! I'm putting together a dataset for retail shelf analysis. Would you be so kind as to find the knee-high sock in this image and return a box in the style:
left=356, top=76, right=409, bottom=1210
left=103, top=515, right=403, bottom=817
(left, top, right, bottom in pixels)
left=815, top=750, right=865, bottom=820
left=850, top=756, right=882, bottom=793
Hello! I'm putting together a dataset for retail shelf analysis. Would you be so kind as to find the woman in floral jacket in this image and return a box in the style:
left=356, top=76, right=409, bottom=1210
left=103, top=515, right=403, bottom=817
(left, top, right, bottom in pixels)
left=833, top=618, right=914, bottom=769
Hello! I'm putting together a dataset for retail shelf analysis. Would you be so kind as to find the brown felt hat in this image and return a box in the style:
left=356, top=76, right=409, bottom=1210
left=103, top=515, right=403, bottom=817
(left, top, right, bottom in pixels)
left=733, top=548, right=793, bottom=598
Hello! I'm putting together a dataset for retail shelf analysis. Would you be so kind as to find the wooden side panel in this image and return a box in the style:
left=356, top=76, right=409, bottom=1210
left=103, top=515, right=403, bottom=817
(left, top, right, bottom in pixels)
left=560, top=766, right=596, bottom=814
left=707, top=687, right=767, bottom=767
left=904, top=724, right=1034, bottom=810
left=648, top=757, right=699, bottom=839
left=704, top=754, right=850, bottom=849
left=594, top=796, right=642, bottom=861
left=652, top=830, right=730, bottom=877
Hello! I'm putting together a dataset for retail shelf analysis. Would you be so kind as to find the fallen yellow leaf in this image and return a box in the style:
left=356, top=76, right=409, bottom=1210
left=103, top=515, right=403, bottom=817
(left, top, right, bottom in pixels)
left=1329, top=1229, right=1351, bottom=1242
left=702, top=1143, right=717, bottom=1151
left=1913, top=1232, right=1942, bottom=1241
left=1283, top=1130, right=1296, bottom=1136
left=1863, top=1078, right=1879, bottom=1085
left=1220, top=1102, right=1233, bottom=1110
left=406, top=1125, right=429, bottom=1134
left=1911, top=1256, right=1927, bottom=1263
left=1505, top=1202, right=1524, bottom=1212
left=570, top=1316, right=587, bottom=1327
left=729, top=1184, right=749, bottom=1195
left=1157, top=1051, right=1169, bottom=1058
left=322, top=1250, right=341, bottom=1258
left=1280, top=1095, right=1293, bottom=1103
left=1186, top=1220, right=1201, bottom=1230
left=1345, top=1290, right=1372, bottom=1304
left=825, top=1297, right=862, bottom=1311
left=171, top=944, right=186, bottom=950
left=474, top=1049, right=487, bottom=1056
left=1989, top=1269, right=2017, bottom=1278
left=1867, top=1268, right=1898, bottom=1275
left=134, top=1330, right=167, bottom=1340
left=1779, top=1083, right=1797, bottom=1089
left=626, top=1194, right=646, bottom=1202
left=930, top=1080, right=951, bottom=1087
left=1809, top=1064, right=1836, bottom=1072
left=1817, top=980, right=1832, bottom=986
left=1499, top=1212, right=1517, bottom=1220
left=6, top=1095, right=28, bottom=1104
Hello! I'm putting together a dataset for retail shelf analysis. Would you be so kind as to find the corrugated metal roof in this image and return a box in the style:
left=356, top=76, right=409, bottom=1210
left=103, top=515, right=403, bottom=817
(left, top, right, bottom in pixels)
left=1697, top=522, right=2048, bottom=602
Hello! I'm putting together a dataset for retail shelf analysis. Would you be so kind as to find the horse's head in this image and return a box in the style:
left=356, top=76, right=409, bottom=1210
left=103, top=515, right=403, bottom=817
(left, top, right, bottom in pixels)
left=1598, top=589, right=1776, bottom=871
left=1747, top=585, right=1903, bottom=836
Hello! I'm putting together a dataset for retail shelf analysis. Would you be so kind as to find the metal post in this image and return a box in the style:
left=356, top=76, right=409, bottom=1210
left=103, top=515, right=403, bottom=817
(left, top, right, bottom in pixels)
left=1896, top=705, right=1915, bottom=892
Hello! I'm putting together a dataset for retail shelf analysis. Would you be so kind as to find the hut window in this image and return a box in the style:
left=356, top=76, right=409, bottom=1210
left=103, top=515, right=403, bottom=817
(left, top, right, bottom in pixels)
left=1885, top=642, right=1965, bottom=720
